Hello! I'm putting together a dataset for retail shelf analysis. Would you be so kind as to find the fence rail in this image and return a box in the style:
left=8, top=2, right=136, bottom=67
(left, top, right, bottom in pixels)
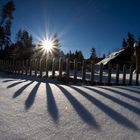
left=0, top=58, right=139, bottom=85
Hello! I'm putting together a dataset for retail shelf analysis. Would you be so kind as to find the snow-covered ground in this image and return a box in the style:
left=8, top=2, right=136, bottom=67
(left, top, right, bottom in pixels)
left=0, top=72, right=140, bottom=140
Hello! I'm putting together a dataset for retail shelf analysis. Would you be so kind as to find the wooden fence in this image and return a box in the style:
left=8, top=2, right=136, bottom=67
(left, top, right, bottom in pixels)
left=0, top=58, right=139, bottom=85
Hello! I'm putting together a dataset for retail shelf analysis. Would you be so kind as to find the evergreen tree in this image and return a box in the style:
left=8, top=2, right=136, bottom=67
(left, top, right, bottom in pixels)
left=127, top=32, right=135, bottom=48
left=0, top=1, right=15, bottom=50
left=65, top=50, right=84, bottom=61
left=102, top=53, right=106, bottom=58
left=16, top=29, right=33, bottom=48
left=12, top=29, right=34, bottom=59
left=89, top=47, right=97, bottom=60
left=138, top=37, right=140, bottom=46
left=122, top=38, right=127, bottom=49
left=74, top=50, right=84, bottom=61
left=51, top=33, right=61, bottom=58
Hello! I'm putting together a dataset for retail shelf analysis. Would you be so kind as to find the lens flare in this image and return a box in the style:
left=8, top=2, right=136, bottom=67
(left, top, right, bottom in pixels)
left=36, top=33, right=60, bottom=59
left=41, top=39, right=53, bottom=53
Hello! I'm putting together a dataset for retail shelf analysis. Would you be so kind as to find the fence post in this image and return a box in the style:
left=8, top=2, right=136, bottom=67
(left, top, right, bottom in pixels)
left=8, top=59, right=11, bottom=72
left=66, top=58, right=70, bottom=83
left=3, top=59, right=5, bottom=72
left=129, top=65, right=133, bottom=85
left=135, top=71, right=139, bottom=85
left=18, top=60, right=21, bottom=74
left=10, top=59, right=13, bottom=73
left=29, top=59, right=32, bottom=76
left=12, top=59, right=15, bottom=73
left=45, top=59, right=48, bottom=78
left=59, top=58, right=63, bottom=79
left=21, top=60, right=24, bottom=75
left=99, top=63, right=103, bottom=84
left=34, top=59, right=37, bottom=76
left=116, top=64, right=120, bottom=85
left=39, top=59, right=42, bottom=77
left=74, top=59, right=78, bottom=82
left=108, top=63, right=112, bottom=85
left=4, top=59, right=5, bottom=72
left=13, top=60, right=15, bottom=73
left=82, top=60, right=86, bottom=83
left=15, top=60, right=18, bottom=74
left=122, top=64, right=126, bottom=85
left=6, top=60, right=8, bottom=72
left=52, top=58, right=55, bottom=78
left=90, top=60, right=94, bottom=85
left=25, top=59, right=29, bottom=75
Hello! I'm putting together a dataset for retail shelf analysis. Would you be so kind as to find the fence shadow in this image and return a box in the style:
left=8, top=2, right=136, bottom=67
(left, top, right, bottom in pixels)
left=7, top=80, right=27, bottom=88
left=3, top=79, right=17, bottom=82
left=86, top=87, right=140, bottom=116
left=132, top=86, right=140, bottom=90
left=70, top=86, right=139, bottom=131
left=25, top=81, right=41, bottom=110
left=56, top=84, right=100, bottom=129
left=46, top=83, right=59, bottom=122
left=113, top=86, right=140, bottom=95
left=99, top=86, right=140, bottom=103
left=2, top=72, right=139, bottom=129
left=13, top=81, right=34, bottom=98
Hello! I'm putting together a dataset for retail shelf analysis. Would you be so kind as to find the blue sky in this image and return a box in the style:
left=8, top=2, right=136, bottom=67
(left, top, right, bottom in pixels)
left=1, top=0, right=140, bottom=58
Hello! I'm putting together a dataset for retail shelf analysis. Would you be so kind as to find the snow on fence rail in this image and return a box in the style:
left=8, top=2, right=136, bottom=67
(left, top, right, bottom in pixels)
left=0, top=58, right=139, bottom=85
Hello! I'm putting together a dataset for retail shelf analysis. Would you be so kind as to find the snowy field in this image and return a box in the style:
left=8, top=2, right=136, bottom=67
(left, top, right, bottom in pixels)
left=0, top=72, right=140, bottom=140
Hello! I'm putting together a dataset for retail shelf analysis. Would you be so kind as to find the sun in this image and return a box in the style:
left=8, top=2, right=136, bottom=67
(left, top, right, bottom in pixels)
left=41, top=39, right=53, bottom=53
left=37, top=33, right=60, bottom=57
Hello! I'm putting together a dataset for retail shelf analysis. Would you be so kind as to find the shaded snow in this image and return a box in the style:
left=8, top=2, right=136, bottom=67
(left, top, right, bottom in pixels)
left=0, top=72, right=140, bottom=140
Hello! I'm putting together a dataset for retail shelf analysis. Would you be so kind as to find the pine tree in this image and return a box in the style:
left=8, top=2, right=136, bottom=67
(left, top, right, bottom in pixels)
left=127, top=32, right=135, bottom=48
left=51, top=33, right=61, bottom=58
left=90, top=47, right=97, bottom=60
left=12, top=29, right=34, bottom=59
left=122, top=38, right=127, bottom=49
left=0, top=1, right=15, bottom=50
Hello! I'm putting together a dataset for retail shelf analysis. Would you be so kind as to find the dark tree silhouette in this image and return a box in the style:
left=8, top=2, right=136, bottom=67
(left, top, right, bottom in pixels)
left=102, top=53, right=106, bottom=58
left=138, top=37, right=140, bottom=46
left=75, top=50, right=84, bottom=61
left=127, top=32, right=135, bottom=48
left=51, top=33, right=61, bottom=58
left=0, top=0, right=15, bottom=50
left=16, top=29, right=33, bottom=48
left=66, top=50, right=84, bottom=61
left=122, top=38, right=127, bottom=49
left=89, top=47, right=97, bottom=60
left=11, top=29, right=34, bottom=59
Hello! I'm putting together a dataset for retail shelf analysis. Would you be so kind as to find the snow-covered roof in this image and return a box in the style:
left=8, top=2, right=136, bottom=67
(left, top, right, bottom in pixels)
left=98, top=49, right=125, bottom=65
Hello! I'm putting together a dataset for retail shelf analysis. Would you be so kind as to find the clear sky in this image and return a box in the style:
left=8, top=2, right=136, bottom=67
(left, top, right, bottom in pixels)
left=1, top=0, right=140, bottom=58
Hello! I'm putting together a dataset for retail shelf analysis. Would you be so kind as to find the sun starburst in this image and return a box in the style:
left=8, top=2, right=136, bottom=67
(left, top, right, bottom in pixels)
left=41, top=39, right=53, bottom=53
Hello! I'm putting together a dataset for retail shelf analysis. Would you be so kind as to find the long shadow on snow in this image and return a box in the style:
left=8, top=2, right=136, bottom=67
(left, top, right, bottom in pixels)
left=100, top=86, right=140, bottom=103
left=131, top=86, right=140, bottom=90
left=25, top=81, right=41, bottom=110
left=3, top=79, right=17, bottom=82
left=7, top=80, right=27, bottom=88
left=114, top=86, right=140, bottom=95
left=13, top=81, right=34, bottom=98
left=56, top=84, right=100, bottom=129
left=70, top=86, right=139, bottom=131
left=86, top=87, right=140, bottom=116
left=46, top=83, right=59, bottom=122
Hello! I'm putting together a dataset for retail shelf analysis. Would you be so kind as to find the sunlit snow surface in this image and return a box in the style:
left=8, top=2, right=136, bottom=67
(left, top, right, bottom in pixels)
left=0, top=72, right=140, bottom=140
